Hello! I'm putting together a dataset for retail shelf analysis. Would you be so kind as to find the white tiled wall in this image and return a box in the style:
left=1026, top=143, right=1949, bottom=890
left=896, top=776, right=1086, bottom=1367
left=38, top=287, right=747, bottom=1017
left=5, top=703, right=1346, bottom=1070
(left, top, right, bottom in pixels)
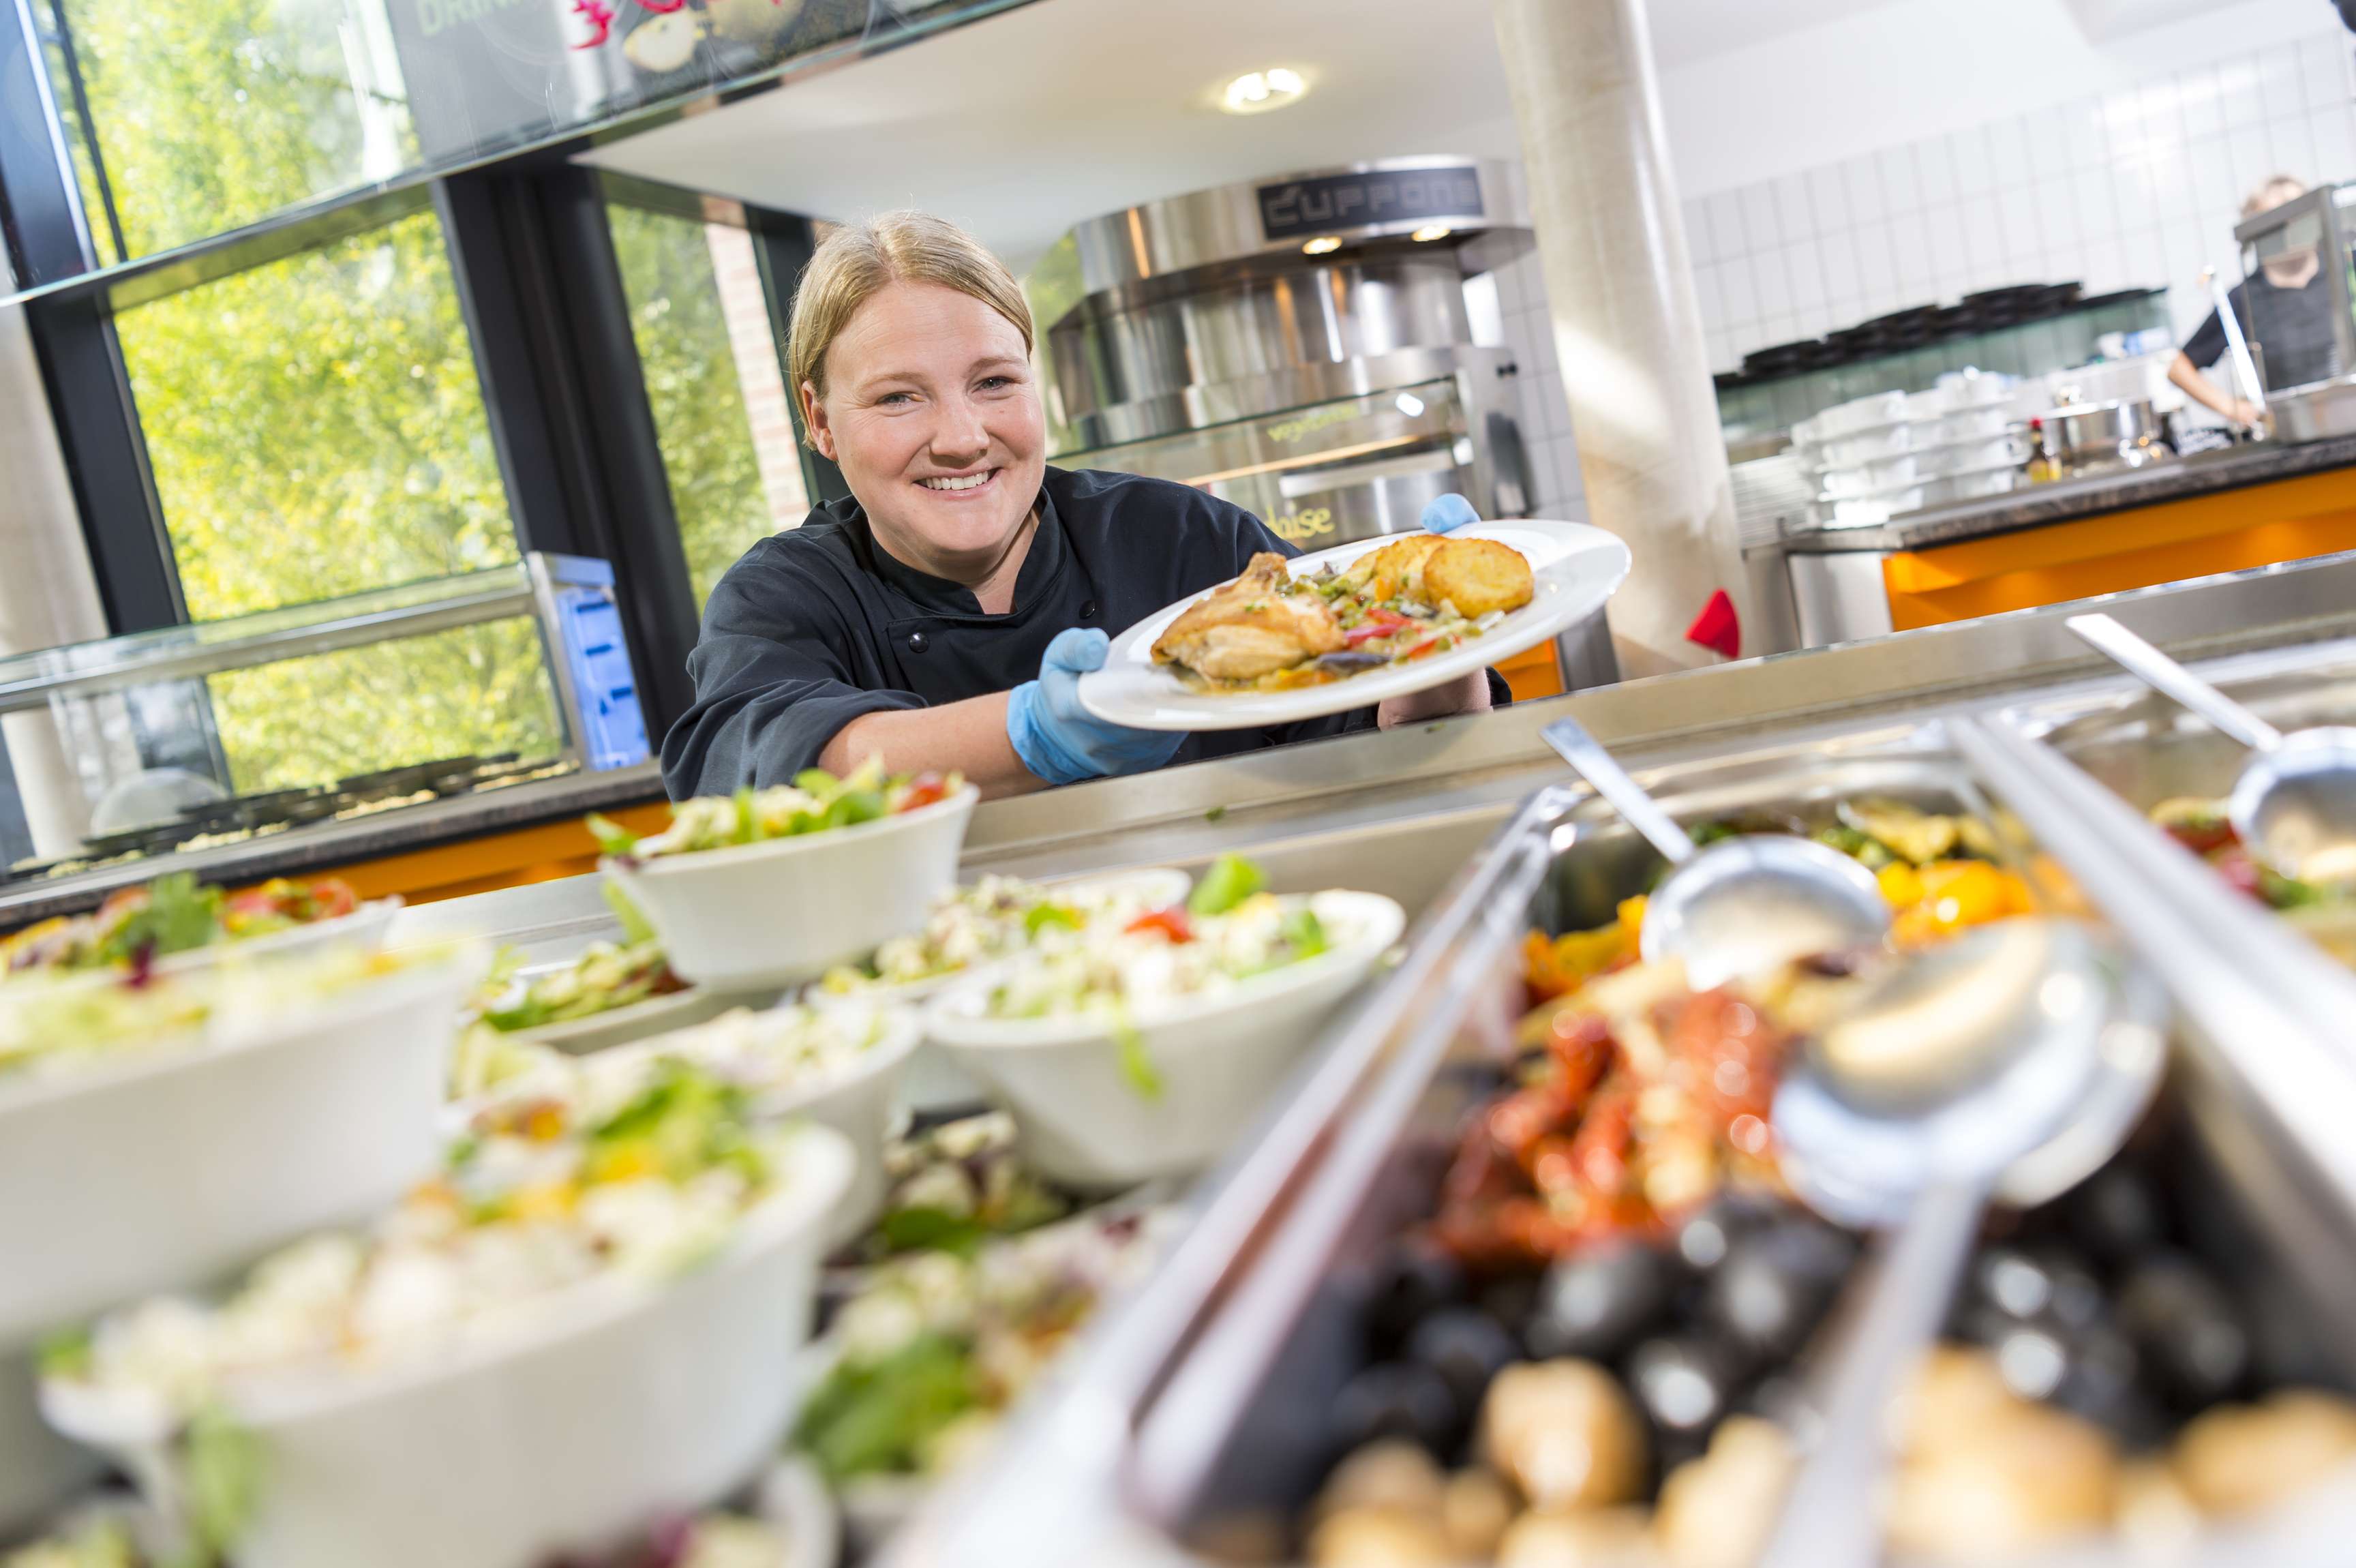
left=1485, top=244, right=1588, bottom=521
left=1684, top=31, right=2356, bottom=373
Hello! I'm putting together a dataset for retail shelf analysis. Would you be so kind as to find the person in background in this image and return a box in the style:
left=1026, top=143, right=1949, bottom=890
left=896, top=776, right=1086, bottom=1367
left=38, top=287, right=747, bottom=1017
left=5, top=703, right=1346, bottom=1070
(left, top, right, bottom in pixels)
left=2170, top=175, right=2331, bottom=427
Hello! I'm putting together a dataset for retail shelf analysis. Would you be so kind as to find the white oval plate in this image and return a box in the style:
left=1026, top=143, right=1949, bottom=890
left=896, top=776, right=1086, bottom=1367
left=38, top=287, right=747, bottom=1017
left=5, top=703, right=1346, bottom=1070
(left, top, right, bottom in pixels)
left=1075, top=519, right=1630, bottom=732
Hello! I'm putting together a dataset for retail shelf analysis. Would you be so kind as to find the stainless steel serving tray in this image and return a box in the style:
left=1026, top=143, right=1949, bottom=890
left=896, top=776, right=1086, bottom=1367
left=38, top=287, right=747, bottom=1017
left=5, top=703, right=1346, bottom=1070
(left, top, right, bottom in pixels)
left=892, top=721, right=2356, bottom=1568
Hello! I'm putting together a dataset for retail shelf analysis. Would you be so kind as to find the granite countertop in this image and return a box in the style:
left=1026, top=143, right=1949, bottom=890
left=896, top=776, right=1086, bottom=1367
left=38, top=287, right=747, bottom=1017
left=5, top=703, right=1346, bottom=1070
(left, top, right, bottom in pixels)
left=0, top=760, right=667, bottom=930
left=1774, top=431, right=2356, bottom=554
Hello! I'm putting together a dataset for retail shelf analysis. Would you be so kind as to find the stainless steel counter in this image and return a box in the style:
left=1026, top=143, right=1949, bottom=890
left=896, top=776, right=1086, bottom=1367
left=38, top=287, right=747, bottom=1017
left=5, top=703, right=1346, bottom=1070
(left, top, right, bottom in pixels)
left=0, top=761, right=665, bottom=931
left=1776, top=431, right=2356, bottom=556
left=372, top=551, right=2356, bottom=964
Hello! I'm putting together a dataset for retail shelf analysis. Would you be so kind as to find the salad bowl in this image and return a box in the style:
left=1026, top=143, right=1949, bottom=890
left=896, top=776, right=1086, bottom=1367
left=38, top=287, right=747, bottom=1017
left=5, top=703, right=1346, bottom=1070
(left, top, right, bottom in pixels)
left=924, top=890, right=1405, bottom=1188
left=0, top=947, right=485, bottom=1350
left=571, top=1001, right=922, bottom=1247
left=603, top=785, right=978, bottom=991
left=810, top=866, right=1195, bottom=1115
left=43, top=1124, right=856, bottom=1568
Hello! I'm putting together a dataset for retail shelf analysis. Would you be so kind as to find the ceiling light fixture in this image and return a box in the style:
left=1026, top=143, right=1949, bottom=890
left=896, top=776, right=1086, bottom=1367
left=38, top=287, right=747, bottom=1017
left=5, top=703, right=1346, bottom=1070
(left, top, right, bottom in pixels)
left=1301, top=236, right=1343, bottom=256
left=1410, top=224, right=1454, bottom=243
left=1222, top=66, right=1309, bottom=115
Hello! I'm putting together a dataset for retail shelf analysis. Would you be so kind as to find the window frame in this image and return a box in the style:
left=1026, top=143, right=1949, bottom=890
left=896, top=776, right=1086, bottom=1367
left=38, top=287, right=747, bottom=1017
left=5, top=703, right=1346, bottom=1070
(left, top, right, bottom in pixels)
left=0, top=33, right=844, bottom=748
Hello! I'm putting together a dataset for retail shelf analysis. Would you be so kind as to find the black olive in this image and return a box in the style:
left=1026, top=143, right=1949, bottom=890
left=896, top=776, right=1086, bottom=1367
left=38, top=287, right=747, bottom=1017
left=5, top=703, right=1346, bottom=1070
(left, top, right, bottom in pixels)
left=2056, top=1165, right=2171, bottom=1269
left=1524, top=1241, right=1676, bottom=1362
left=2117, top=1255, right=2250, bottom=1411
left=1703, top=1220, right=1854, bottom=1363
left=1329, top=1361, right=1462, bottom=1458
left=1365, top=1237, right=1468, bottom=1354
left=1627, top=1335, right=1745, bottom=1441
left=2049, top=1321, right=2167, bottom=1445
left=1406, top=1309, right=1520, bottom=1416
left=1478, top=1271, right=1543, bottom=1333
left=1673, top=1192, right=1782, bottom=1275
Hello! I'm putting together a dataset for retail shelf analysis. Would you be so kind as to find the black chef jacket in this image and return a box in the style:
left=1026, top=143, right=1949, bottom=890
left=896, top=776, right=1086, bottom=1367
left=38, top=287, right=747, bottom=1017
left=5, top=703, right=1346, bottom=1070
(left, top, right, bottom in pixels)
left=2184, top=268, right=2343, bottom=391
left=660, top=466, right=1507, bottom=799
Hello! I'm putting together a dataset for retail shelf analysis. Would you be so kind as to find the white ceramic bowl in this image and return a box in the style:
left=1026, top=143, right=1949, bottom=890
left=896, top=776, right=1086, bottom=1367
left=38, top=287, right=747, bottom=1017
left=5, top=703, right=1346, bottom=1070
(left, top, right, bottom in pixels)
left=0, top=949, right=484, bottom=1351
left=44, top=1124, right=855, bottom=1568
left=602, top=788, right=978, bottom=991
left=583, top=1004, right=922, bottom=1248
left=151, top=896, right=404, bottom=978
left=812, top=866, right=1196, bottom=1115
left=923, top=890, right=1404, bottom=1188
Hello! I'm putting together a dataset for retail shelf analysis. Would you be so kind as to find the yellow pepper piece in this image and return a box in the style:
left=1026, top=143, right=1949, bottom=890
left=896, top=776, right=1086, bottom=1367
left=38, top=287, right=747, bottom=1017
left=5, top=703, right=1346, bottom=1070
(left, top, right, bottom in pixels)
left=588, top=1139, right=662, bottom=1185
left=1876, top=862, right=1924, bottom=909
left=1617, top=894, right=1647, bottom=947
left=509, top=1179, right=578, bottom=1222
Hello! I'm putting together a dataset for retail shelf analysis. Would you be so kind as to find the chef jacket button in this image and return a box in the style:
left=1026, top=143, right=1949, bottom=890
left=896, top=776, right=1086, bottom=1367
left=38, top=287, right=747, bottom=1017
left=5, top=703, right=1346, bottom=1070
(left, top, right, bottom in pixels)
left=907, top=631, right=929, bottom=653
left=1080, top=601, right=1098, bottom=620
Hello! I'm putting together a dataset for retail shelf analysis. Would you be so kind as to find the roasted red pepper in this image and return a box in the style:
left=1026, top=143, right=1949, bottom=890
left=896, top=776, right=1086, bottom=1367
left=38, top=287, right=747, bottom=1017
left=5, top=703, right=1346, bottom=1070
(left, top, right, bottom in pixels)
left=1124, top=907, right=1196, bottom=943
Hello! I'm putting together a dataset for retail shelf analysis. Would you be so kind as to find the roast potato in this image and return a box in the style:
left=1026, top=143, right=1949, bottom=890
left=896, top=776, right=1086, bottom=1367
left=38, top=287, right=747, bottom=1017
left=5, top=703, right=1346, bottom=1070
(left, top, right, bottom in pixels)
left=1425, top=537, right=1536, bottom=618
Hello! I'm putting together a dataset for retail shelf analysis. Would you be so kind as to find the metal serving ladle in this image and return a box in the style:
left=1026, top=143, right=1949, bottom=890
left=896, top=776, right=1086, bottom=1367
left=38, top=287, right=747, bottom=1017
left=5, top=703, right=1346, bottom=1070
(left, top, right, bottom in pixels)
left=1540, top=716, right=1890, bottom=989
left=2069, top=612, right=2356, bottom=885
left=1757, top=918, right=2166, bottom=1568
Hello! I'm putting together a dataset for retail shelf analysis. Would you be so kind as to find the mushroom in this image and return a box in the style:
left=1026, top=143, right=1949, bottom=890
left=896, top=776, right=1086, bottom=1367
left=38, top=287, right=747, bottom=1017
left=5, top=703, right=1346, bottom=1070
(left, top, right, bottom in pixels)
left=1495, top=1505, right=1656, bottom=1568
left=2171, top=1389, right=2356, bottom=1517
left=1653, top=1417, right=1796, bottom=1568
left=1479, top=1359, right=1648, bottom=1511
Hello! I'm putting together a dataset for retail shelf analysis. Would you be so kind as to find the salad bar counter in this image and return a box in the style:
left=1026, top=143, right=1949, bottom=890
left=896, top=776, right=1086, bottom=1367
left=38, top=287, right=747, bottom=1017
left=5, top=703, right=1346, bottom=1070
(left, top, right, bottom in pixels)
left=15, top=551, right=2356, bottom=1567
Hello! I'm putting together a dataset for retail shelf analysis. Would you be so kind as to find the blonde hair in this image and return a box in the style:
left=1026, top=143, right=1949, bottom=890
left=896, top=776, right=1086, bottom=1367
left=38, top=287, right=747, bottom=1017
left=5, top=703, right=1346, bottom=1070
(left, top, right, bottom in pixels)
left=786, top=211, right=1034, bottom=444
left=2243, top=175, right=2308, bottom=219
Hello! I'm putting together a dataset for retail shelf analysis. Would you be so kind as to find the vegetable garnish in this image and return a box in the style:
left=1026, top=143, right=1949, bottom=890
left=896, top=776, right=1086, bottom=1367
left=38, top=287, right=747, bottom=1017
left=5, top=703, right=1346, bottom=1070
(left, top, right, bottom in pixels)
left=0, top=874, right=364, bottom=980
left=593, top=758, right=964, bottom=866
left=1188, top=852, right=1265, bottom=916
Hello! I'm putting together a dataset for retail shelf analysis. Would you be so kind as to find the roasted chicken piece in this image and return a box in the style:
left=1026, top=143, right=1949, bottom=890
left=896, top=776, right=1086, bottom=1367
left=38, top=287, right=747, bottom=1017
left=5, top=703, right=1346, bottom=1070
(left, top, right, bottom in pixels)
left=1151, top=553, right=1344, bottom=680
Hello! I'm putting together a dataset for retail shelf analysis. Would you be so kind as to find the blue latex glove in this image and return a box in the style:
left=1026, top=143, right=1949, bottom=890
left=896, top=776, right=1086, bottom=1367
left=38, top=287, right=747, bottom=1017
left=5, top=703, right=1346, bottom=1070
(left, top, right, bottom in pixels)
left=1006, top=628, right=1185, bottom=785
left=1421, top=493, right=1481, bottom=533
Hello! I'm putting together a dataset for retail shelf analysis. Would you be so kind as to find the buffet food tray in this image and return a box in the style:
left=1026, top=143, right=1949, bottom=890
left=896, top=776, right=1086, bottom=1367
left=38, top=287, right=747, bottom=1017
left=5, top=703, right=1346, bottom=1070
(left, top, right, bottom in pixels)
left=895, top=718, right=2356, bottom=1568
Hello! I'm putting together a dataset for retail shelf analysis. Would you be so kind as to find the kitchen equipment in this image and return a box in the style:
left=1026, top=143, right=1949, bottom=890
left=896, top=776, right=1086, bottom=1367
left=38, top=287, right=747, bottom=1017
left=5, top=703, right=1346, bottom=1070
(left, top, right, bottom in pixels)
left=1044, top=160, right=1534, bottom=552
left=1539, top=714, right=1890, bottom=988
left=1760, top=918, right=2164, bottom=1568
left=2041, top=396, right=2173, bottom=472
left=2069, top=612, right=2356, bottom=884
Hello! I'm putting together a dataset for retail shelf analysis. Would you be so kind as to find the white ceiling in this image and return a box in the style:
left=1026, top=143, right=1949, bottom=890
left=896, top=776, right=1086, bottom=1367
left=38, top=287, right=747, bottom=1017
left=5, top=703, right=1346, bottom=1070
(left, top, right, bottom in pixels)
left=573, top=0, right=1948, bottom=269
left=581, top=0, right=1528, bottom=271
left=1645, top=0, right=1904, bottom=67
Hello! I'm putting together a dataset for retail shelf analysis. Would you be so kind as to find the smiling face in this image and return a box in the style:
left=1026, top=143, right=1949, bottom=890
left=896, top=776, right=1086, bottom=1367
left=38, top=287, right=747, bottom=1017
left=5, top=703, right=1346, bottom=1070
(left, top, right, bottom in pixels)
left=802, top=280, right=1048, bottom=584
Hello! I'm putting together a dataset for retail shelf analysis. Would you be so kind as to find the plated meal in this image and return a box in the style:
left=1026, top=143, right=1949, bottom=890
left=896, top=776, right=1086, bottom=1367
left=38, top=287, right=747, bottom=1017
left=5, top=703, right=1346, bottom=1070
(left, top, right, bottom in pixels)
left=1151, top=532, right=1534, bottom=693
left=1080, top=519, right=1631, bottom=732
left=0, top=875, right=371, bottom=980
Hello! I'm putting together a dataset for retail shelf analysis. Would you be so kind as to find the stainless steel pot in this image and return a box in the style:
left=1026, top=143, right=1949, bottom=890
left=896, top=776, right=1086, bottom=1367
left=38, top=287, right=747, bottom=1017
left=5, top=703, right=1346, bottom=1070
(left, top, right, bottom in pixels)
left=2043, top=397, right=2175, bottom=473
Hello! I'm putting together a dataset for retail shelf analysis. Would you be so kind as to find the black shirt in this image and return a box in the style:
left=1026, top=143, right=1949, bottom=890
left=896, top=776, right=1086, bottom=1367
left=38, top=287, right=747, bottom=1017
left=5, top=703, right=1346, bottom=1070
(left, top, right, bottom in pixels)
left=661, top=466, right=1503, bottom=799
left=2183, top=268, right=2343, bottom=391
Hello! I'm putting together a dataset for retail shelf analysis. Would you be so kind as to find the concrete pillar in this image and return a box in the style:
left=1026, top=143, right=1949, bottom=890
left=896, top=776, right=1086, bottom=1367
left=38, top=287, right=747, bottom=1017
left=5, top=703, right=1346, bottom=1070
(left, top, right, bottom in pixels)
left=1493, top=0, right=1789, bottom=676
left=0, top=299, right=113, bottom=858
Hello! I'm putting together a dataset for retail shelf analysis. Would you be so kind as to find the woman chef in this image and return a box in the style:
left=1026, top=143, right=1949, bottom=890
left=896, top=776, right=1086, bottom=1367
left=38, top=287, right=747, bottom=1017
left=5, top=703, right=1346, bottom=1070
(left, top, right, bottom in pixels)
left=661, top=210, right=1502, bottom=801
